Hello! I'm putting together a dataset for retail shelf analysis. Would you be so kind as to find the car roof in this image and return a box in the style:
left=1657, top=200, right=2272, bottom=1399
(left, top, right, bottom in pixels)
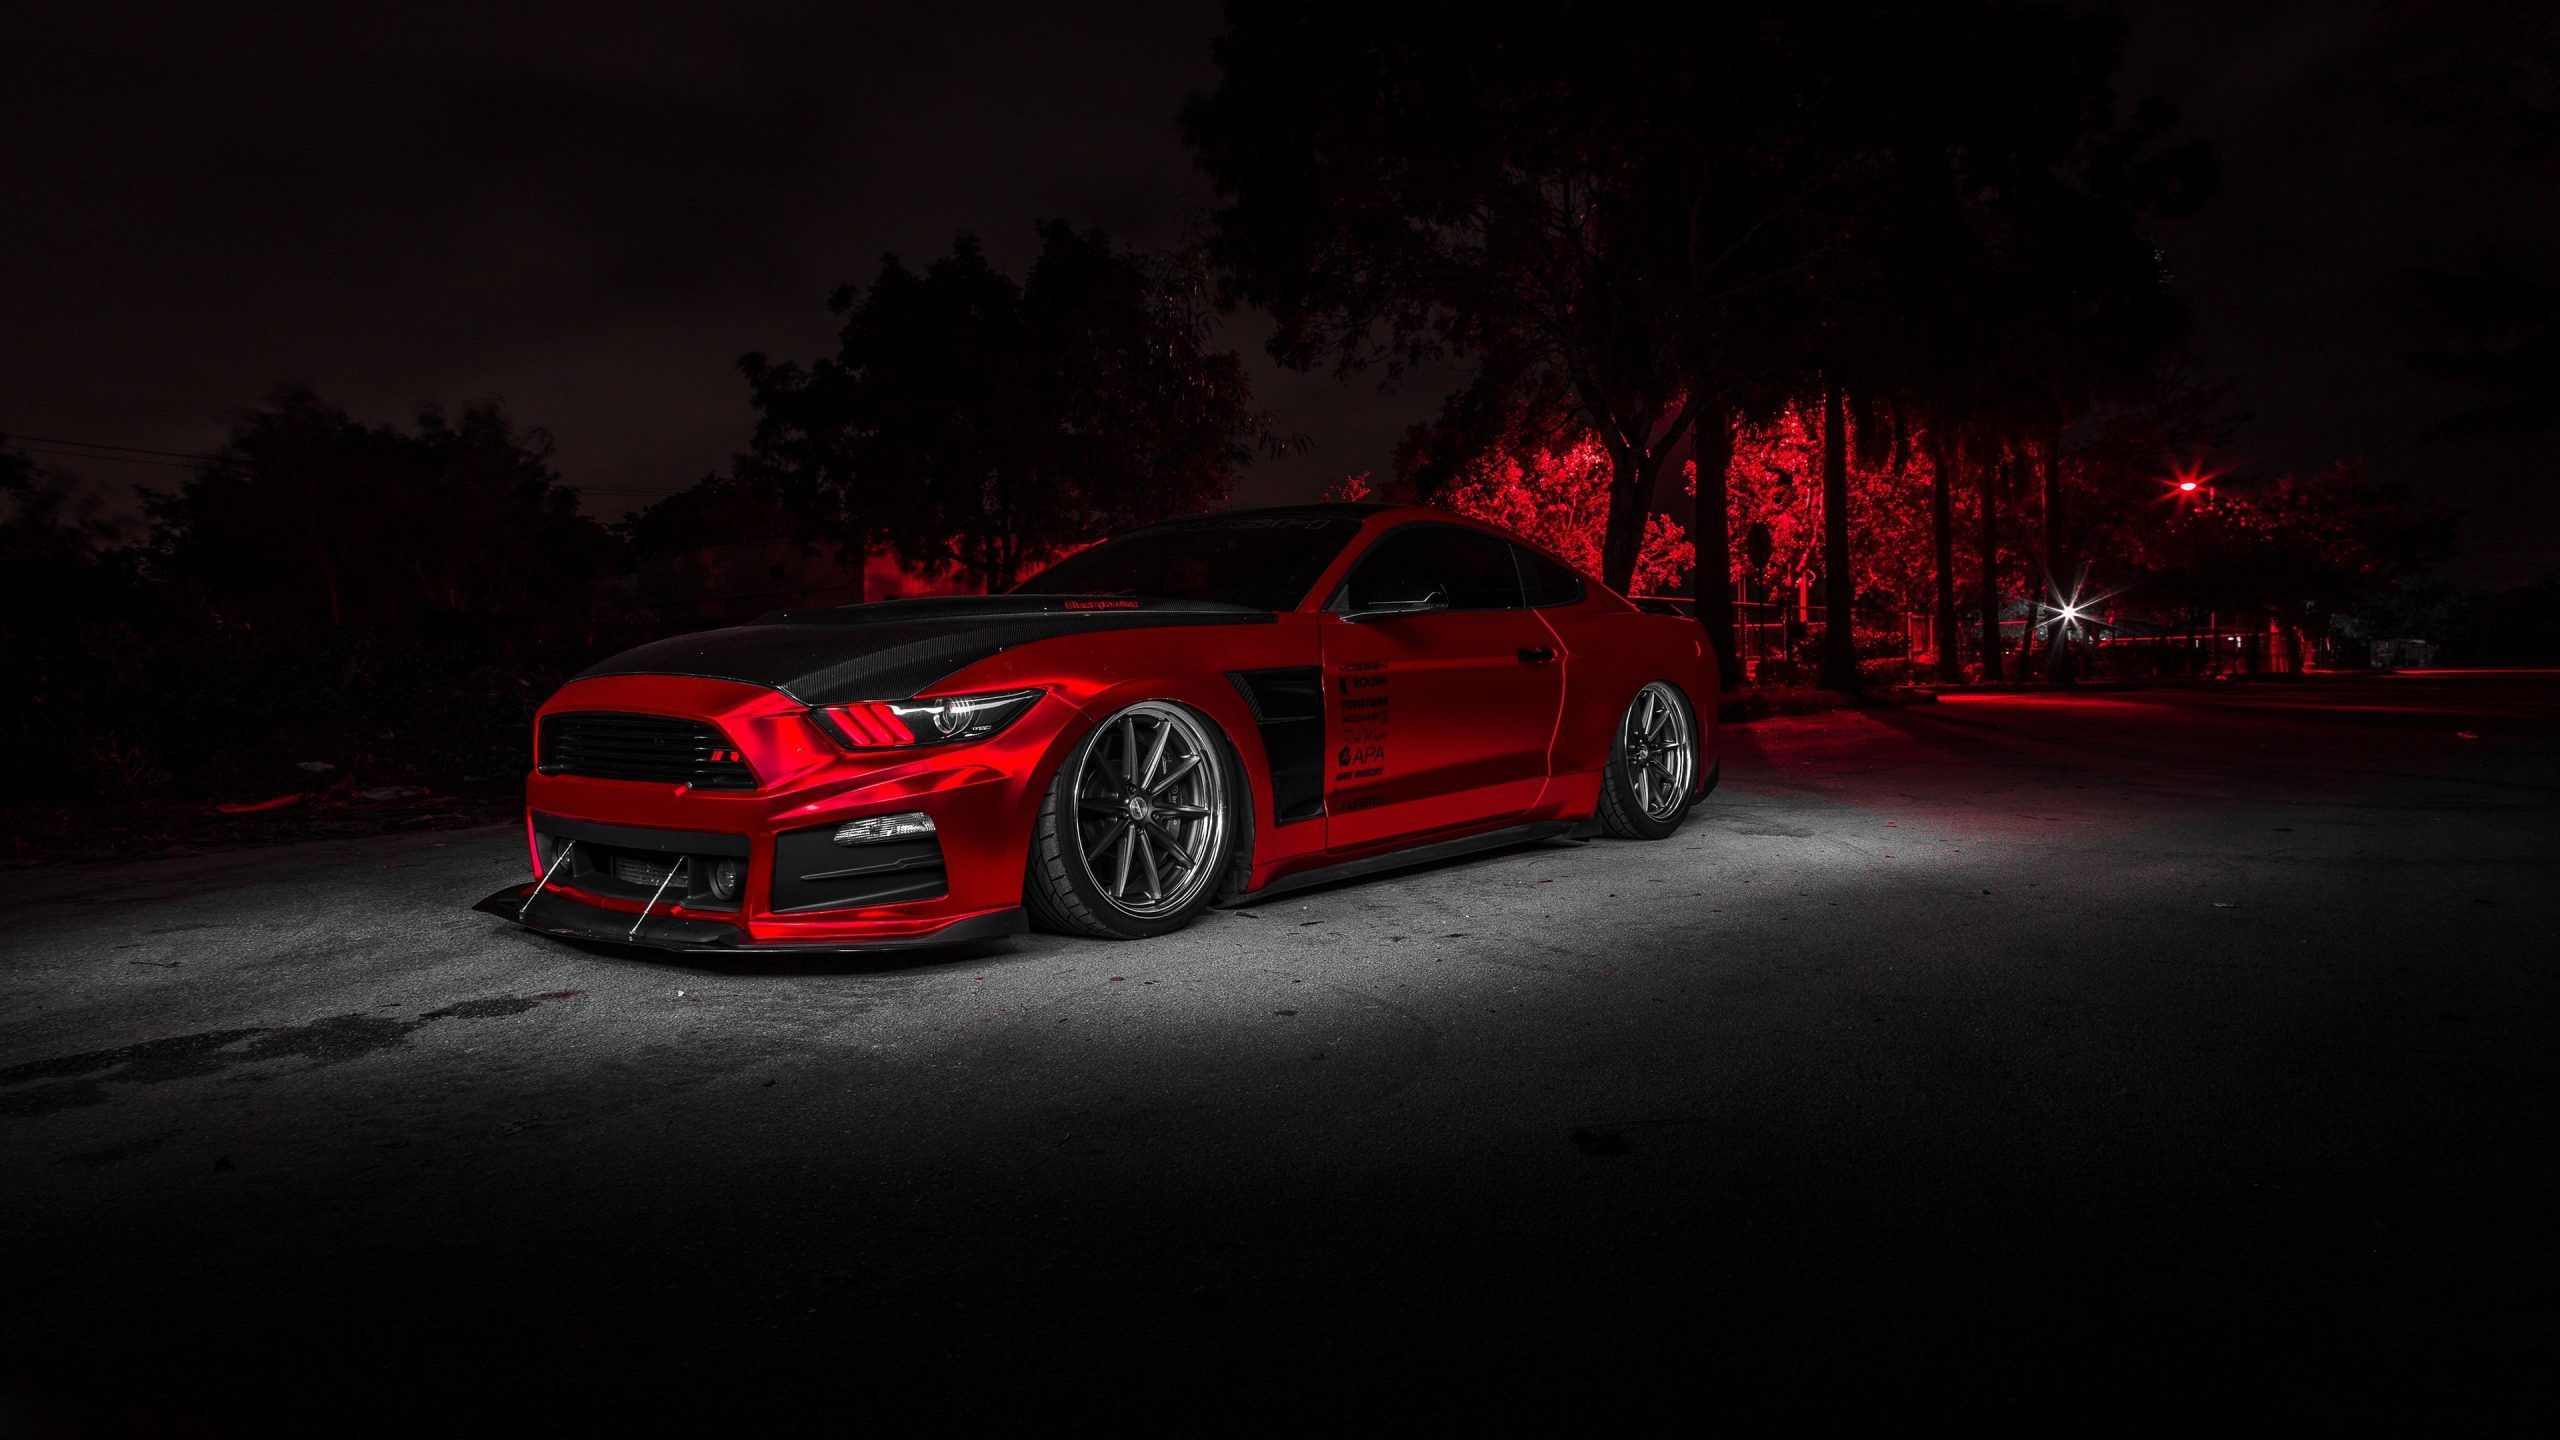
left=1182, top=502, right=1397, bottom=520
left=1165, top=501, right=1494, bottom=528
left=1103, top=501, right=1626, bottom=610
left=1152, top=501, right=1560, bottom=558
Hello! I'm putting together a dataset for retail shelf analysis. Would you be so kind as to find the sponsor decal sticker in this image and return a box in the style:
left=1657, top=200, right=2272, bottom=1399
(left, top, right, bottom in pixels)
left=1330, top=661, right=1389, bottom=801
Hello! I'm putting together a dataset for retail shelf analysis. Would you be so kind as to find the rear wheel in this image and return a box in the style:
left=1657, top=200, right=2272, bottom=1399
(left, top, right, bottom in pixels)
left=1026, top=700, right=1237, bottom=939
left=1596, top=680, right=1698, bottom=840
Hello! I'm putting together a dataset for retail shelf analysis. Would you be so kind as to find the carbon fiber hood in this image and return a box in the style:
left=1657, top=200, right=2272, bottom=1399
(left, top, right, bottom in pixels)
left=578, top=595, right=1274, bottom=705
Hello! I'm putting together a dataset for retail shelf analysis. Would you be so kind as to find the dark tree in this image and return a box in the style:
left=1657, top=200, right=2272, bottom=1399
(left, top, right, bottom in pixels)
left=1818, top=381, right=1856, bottom=689
left=740, top=223, right=1259, bottom=593
left=2139, top=468, right=2448, bottom=672
left=1924, top=427, right=1961, bottom=683
left=623, top=472, right=811, bottom=557
left=2407, top=252, right=2560, bottom=438
left=1689, top=399, right=1740, bottom=691
left=1, top=441, right=132, bottom=652
left=1186, top=1, right=1834, bottom=595
left=145, top=388, right=609, bottom=635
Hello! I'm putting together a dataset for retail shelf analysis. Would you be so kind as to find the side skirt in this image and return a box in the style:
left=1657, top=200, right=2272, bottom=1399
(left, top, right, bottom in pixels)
left=1224, top=819, right=1585, bottom=907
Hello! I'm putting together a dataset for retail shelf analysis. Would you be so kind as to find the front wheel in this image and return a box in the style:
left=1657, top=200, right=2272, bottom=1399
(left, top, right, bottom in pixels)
left=1596, top=680, right=1699, bottom=840
left=1025, top=700, right=1238, bottom=939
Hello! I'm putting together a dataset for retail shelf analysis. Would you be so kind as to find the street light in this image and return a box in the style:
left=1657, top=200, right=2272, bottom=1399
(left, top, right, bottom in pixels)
left=2168, top=462, right=2218, bottom=504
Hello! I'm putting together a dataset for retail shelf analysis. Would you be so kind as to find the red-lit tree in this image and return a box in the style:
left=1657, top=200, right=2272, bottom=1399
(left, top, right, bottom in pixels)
left=1715, top=405, right=1938, bottom=627
left=1186, top=3, right=1851, bottom=596
left=1434, top=437, right=1693, bottom=595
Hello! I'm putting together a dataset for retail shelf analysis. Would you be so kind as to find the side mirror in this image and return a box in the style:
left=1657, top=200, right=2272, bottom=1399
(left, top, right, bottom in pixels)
left=1347, top=579, right=1449, bottom=622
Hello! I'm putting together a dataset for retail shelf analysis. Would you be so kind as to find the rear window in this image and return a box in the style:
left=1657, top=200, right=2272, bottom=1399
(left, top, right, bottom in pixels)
left=1515, top=545, right=1585, bottom=607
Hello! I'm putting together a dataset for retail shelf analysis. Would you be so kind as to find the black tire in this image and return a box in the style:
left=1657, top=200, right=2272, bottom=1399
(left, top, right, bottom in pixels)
left=1596, top=681, right=1700, bottom=840
left=1025, top=700, right=1240, bottom=940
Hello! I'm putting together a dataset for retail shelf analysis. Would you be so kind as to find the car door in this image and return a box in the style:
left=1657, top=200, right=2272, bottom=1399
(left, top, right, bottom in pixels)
left=1320, top=523, right=1565, bottom=851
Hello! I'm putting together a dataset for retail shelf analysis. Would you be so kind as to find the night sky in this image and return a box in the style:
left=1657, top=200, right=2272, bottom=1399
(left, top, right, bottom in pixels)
left=6, top=0, right=2552, bottom=584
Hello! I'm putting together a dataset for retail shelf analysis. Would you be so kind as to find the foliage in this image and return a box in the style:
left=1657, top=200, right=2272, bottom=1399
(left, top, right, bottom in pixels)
left=7, top=401, right=620, bottom=815
left=1188, top=0, right=2209, bottom=658
left=2, top=444, right=138, bottom=650
left=739, top=223, right=1259, bottom=590
left=1186, top=0, right=1848, bottom=588
left=1435, top=437, right=1692, bottom=594
left=622, top=471, right=812, bottom=557
left=2406, top=251, right=2560, bottom=437
left=2132, top=466, right=2449, bottom=663
left=144, top=388, right=613, bottom=635
left=1715, top=406, right=1938, bottom=614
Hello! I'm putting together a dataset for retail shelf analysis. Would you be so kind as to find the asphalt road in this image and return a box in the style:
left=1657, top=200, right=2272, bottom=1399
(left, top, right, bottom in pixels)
left=5, top=674, right=2555, bottom=1434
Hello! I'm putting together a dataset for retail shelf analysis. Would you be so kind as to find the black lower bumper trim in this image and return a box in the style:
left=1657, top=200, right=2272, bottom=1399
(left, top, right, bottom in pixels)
left=532, top=811, right=750, bottom=857
left=473, top=886, right=1026, bottom=954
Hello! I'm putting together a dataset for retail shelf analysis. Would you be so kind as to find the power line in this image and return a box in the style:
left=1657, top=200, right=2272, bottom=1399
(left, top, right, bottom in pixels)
left=12, top=444, right=201, bottom=472
left=3, top=433, right=215, bottom=462
left=8, top=431, right=684, bottom=501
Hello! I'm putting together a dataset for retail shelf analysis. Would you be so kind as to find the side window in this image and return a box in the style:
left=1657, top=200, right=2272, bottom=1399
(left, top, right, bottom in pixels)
left=1514, top=545, right=1585, bottom=607
left=1339, top=525, right=1524, bottom=611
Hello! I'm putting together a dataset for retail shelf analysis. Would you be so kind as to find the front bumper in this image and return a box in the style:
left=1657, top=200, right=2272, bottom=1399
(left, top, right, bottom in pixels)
left=479, top=673, right=1077, bottom=953
left=475, top=883, right=1028, bottom=954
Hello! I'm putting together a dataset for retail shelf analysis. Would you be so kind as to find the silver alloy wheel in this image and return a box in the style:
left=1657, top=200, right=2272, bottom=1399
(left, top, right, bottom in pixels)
left=1622, top=681, right=1695, bottom=822
left=1072, top=701, right=1229, bottom=919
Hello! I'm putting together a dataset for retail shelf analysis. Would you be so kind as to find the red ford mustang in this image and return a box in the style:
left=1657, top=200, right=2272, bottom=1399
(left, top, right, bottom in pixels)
left=476, top=503, right=1718, bottom=951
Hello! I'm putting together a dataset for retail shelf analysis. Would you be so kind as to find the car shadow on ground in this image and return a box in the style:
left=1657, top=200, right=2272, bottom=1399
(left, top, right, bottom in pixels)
left=489, top=832, right=1616, bottom=977
left=493, top=925, right=1035, bottom=978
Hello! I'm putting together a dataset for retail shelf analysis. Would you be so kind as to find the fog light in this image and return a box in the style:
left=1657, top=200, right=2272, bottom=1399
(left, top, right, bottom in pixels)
left=708, top=858, right=745, bottom=901
left=833, top=811, right=936, bottom=846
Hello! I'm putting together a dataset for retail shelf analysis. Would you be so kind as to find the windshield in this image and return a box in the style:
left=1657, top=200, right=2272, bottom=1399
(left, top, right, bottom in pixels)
left=1012, top=515, right=1364, bottom=611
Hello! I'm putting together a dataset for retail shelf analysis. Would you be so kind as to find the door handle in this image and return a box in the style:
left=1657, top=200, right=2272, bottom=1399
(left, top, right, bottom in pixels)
left=1517, top=646, right=1557, bottom=666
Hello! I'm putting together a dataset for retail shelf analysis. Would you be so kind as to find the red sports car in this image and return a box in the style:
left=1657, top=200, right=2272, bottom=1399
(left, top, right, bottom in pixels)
left=477, top=503, right=1717, bottom=951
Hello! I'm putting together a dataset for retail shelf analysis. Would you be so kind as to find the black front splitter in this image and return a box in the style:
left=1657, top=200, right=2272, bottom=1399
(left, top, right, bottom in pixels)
left=473, top=885, right=1028, bottom=954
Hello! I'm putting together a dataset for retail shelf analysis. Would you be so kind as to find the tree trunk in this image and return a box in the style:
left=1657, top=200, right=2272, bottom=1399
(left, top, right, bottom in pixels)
left=1928, top=427, right=1960, bottom=684
left=2012, top=451, right=2040, bottom=676
left=1818, top=380, right=1858, bottom=691
left=1598, top=444, right=1649, bottom=594
left=1691, top=399, right=1741, bottom=692
left=1977, top=439, right=2002, bottom=683
left=2041, top=412, right=2064, bottom=588
left=2039, top=412, right=2067, bottom=682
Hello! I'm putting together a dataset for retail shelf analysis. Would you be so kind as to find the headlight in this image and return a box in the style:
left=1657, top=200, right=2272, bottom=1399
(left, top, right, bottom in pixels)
left=811, top=689, right=1042, bottom=750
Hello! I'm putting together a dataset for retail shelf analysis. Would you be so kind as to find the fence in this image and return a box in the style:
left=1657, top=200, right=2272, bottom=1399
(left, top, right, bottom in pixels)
left=1635, top=596, right=1936, bottom=680
left=1636, top=593, right=2300, bottom=681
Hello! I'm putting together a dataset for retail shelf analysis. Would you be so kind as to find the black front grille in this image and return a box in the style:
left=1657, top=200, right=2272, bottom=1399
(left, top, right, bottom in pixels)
left=610, top=854, right=681, bottom=888
left=539, top=711, right=758, bottom=790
